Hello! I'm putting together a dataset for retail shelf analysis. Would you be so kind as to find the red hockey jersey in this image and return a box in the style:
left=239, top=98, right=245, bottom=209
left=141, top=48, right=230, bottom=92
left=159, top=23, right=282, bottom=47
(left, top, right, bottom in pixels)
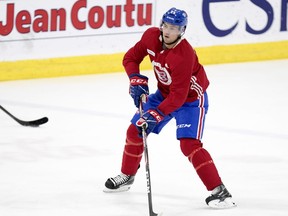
left=123, top=27, right=209, bottom=116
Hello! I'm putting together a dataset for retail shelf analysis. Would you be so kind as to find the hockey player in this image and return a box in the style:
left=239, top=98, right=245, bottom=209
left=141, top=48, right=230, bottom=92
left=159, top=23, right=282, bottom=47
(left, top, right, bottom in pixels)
left=103, top=7, right=236, bottom=209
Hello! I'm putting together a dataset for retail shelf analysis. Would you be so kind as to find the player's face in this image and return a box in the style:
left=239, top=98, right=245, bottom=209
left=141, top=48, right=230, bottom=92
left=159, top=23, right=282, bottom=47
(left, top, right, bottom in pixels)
left=161, top=22, right=181, bottom=45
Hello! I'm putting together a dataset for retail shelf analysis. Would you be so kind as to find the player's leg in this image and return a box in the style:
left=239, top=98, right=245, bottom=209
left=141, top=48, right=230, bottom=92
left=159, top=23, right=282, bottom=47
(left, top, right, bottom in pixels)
left=180, top=138, right=235, bottom=208
left=104, top=123, right=142, bottom=192
left=104, top=91, right=171, bottom=192
left=180, top=138, right=222, bottom=190
left=175, top=92, right=236, bottom=208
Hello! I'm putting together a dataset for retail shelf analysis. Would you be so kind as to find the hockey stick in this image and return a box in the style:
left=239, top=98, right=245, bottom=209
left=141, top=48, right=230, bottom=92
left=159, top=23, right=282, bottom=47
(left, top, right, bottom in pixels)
left=0, top=105, right=48, bottom=127
left=139, top=94, right=161, bottom=216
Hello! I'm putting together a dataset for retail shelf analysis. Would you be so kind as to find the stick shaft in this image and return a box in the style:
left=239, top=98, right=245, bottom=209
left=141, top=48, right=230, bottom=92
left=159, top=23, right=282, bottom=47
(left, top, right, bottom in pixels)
left=139, top=95, right=158, bottom=216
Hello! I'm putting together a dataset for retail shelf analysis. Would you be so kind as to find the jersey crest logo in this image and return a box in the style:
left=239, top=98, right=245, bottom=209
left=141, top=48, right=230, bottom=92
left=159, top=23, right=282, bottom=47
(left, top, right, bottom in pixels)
left=152, top=61, right=172, bottom=85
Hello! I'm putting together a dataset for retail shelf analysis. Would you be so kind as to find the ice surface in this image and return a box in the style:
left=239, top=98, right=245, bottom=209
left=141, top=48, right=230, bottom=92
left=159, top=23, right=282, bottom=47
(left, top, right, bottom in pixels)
left=1, top=60, right=288, bottom=216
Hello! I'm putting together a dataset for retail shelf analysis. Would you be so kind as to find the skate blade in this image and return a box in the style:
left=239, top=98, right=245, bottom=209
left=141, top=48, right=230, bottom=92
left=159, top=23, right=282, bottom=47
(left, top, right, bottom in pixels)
left=207, top=197, right=237, bottom=209
left=103, top=185, right=131, bottom=193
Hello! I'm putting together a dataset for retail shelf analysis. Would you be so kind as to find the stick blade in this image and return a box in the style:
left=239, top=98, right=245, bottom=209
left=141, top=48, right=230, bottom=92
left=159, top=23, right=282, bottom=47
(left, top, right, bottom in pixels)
left=151, top=211, right=162, bottom=216
left=21, top=117, right=49, bottom=127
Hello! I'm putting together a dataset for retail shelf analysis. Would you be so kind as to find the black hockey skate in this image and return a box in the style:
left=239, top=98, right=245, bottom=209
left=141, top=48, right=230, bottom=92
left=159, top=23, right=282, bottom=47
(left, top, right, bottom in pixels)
left=103, top=173, right=135, bottom=193
left=205, top=184, right=236, bottom=208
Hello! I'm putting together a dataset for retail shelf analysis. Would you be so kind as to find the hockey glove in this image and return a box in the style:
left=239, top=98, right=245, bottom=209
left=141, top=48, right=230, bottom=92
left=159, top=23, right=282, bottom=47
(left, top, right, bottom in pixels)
left=136, top=109, right=164, bottom=135
left=129, top=74, right=149, bottom=108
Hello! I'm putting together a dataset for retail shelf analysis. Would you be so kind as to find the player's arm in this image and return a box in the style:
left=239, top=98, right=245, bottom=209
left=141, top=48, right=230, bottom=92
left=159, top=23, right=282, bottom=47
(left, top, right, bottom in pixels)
left=158, top=58, right=193, bottom=115
left=123, top=29, right=151, bottom=107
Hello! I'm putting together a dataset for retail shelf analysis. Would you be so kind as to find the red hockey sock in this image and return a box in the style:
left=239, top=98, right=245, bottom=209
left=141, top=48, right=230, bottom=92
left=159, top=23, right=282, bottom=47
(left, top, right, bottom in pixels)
left=180, top=138, right=222, bottom=191
left=121, top=124, right=143, bottom=175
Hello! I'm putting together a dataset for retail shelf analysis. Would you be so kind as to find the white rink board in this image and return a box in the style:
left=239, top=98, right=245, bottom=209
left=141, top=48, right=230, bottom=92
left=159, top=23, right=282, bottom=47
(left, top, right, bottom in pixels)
left=0, top=0, right=287, bottom=61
